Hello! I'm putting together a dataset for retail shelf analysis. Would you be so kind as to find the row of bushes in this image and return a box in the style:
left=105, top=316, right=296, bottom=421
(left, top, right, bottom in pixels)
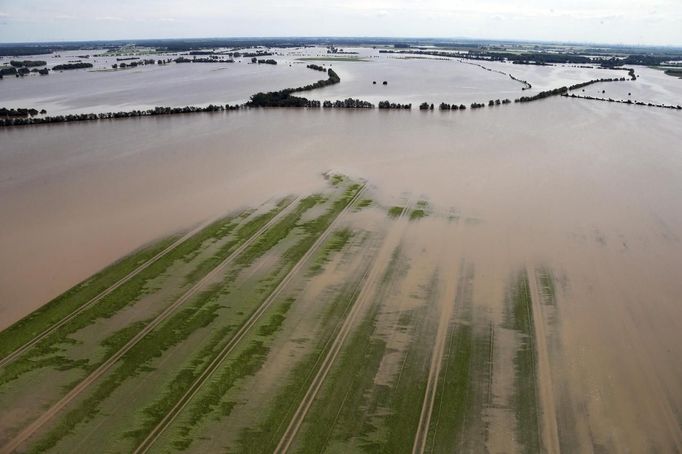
left=378, top=101, right=411, bottom=109
left=10, top=60, right=47, bottom=67
left=1, top=67, right=50, bottom=77
left=0, top=104, right=242, bottom=127
left=306, top=64, right=326, bottom=72
left=246, top=68, right=340, bottom=107
left=562, top=93, right=681, bottom=110
left=515, top=74, right=632, bottom=103
left=322, top=98, right=373, bottom=108
left=175, top=57, right=234, bottom=64
left=53, top=62, right=93, bottom=71
left=0, top=107, right=47, bottom=117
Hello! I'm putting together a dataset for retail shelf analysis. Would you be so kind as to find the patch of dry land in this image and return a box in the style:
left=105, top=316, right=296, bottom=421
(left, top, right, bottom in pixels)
left=1, top=47, right=682, bottom=453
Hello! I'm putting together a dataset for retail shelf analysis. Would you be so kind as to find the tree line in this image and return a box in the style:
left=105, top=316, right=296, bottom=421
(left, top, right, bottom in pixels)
left=380, top=49, right=671, bottom=69
left=0, top=107, right=46, bottom=117
left=246, top=68, right=340, bottom=107
left=306, top=64, right=327, bottom=72
left=53, top=63, right=94, bottom=71
left=515, top=72, right=635, bottom=103
left=10, top=60, right=47, bottom=67
left=562, top=93, right=681, bottom=110
left=0, top=104, right=242, bottom=127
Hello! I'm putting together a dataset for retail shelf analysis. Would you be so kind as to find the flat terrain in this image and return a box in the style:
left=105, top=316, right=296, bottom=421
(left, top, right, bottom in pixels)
left=1, top=44, right=682, bottom=453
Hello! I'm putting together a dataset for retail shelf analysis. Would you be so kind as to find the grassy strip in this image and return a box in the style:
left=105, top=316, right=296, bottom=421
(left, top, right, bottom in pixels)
left=0, top=238, right=175, bottom=360
left=409, top=201, right=430, bottom=221
left=236, top=280, right=363, bottom=452
left=355, top=198, right=373, bottom=210
left=170, top=299, right=296, bottom=450
left=297, top=296, right=385, bottom=452
left=388, top=206, right=405, bottom=218
left=291, top=246, right=404, bottom=453
left=537, top=267, right=556, bottom=306
left=425, top=265, right=492, bottom=452
left=307, top=228, right=353, bottom=276
left=504, top=270, right=541, bottom=454
left=379, top=280, right=440, bottom=452
left=235, top=195, right=324, bottom=268
left=28, top=286, right=226, bottom=453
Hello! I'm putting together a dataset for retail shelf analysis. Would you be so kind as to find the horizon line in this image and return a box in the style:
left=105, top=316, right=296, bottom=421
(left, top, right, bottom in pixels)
left=1, top=35, right=681, bottom=50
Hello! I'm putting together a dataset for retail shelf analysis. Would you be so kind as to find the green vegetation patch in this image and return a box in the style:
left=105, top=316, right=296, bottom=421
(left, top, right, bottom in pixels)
left=329, top=174, right=345, bottom=186
left=237, top=273, right=365, bottom=452
left=355, top=198, right=373, bottom=210
left=426, top=265, right=492, bottom=452
left=503, top=270, right=541, bottom=454
left=307, top=228, right=354, bottom=276
left=537, top=267, right=556, bottom=306
left=291, top=246, right=407, bottom=453
left=388, top=206, right=406, bottom=218
left=170, top=298, right=295, bottom=450
left=409, top=201, right=430, bottom=221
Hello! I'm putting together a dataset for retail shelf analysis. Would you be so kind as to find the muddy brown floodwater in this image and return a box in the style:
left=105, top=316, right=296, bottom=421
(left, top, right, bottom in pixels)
left=1, top=92, right=682, bottom=452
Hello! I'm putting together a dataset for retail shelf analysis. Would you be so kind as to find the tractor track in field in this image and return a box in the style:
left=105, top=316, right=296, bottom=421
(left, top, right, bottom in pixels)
left=411, top=252, right=462, bottom=454
left=274, top=199, right=413, bottom=454
left=131, top=186, right=366, bottom=454
left=527, top=267, right=560, bottom=454
left=0, top=210, right=248, bottom=370
left=0, top=197, right=302, bottom=454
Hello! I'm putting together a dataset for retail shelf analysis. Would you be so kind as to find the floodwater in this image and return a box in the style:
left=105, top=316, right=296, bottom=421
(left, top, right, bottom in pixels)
left=1, top=46, right=636, bottom=114
left=1, top=52, right=682, bottom=451
left=0, top=50, right=323, bottom=114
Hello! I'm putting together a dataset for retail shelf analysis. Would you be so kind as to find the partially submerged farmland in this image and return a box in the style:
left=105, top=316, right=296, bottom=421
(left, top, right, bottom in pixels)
left=0, top=175, right=580, bottom=453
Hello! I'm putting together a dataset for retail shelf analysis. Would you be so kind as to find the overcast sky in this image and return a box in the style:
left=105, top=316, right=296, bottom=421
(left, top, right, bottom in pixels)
left=0, top=0, right=680, bottom=46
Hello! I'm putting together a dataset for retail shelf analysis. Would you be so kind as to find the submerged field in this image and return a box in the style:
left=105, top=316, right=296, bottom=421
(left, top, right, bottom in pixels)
left=0, top=176, right=558, bottom=453
left=2, top=168, right=681, bottom=453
